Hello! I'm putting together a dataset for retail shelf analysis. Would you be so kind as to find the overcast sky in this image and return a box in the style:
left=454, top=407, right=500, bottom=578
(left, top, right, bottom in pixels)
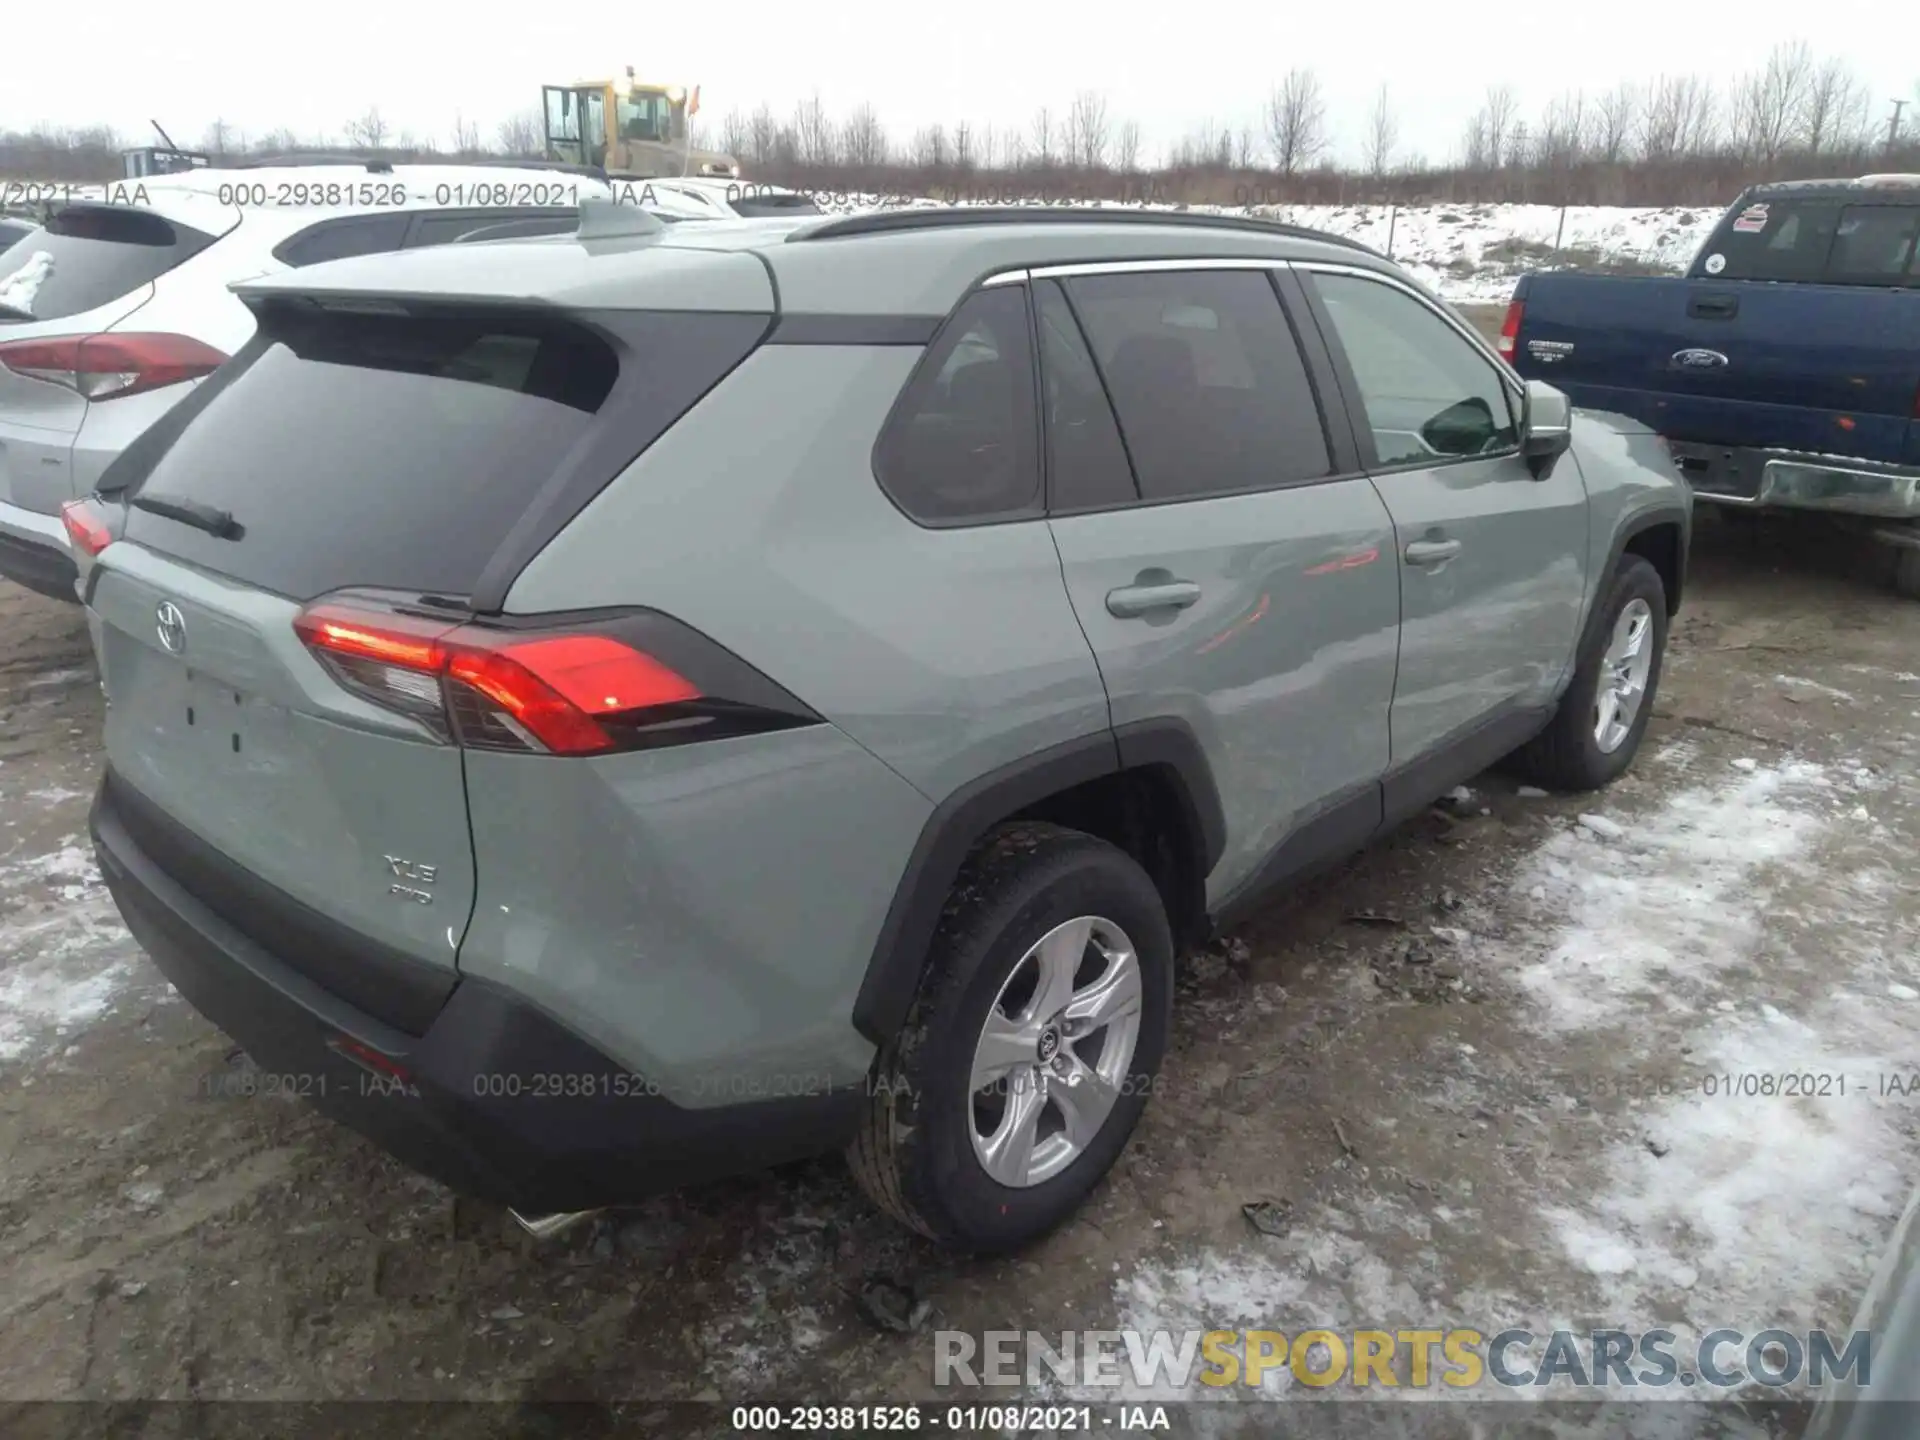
left=16, top=1, right=1917, bottom=166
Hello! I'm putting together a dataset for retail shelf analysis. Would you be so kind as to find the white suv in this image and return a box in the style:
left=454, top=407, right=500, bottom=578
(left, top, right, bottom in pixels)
left=0, top=161, right=612, bottom=601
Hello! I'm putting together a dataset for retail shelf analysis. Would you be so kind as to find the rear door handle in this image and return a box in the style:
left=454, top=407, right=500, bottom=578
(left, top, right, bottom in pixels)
left=1105, top=580, right=1201, bottom=617
left=1404, top=539, right=1462, bottom=567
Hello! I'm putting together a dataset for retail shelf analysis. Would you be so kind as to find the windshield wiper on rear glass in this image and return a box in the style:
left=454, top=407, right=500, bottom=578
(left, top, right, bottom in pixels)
left=130, top=491, right=243, bottom=540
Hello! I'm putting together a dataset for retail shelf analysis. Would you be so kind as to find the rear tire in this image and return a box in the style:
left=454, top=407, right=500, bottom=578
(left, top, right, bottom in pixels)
left=847, top=822, right=1173, bottom=1254
left=1507, top=555, right=1668, bottom=792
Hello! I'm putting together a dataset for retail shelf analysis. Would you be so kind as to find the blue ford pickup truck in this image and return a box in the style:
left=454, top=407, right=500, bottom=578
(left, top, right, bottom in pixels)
left=1504, top=175, right=1920, bottom=594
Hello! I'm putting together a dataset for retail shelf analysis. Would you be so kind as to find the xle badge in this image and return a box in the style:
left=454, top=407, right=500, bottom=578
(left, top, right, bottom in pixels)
left=385, top=855, right=438, bottom=905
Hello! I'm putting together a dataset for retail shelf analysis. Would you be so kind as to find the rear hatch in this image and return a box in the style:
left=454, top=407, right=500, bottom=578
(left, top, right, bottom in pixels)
left=0, top=196, right=237, bottom=517
left=87, top=250, right=773, bottom=1031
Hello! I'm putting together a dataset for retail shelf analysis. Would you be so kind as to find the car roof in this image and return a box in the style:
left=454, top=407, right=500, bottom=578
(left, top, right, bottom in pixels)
left=237, top=206, right=1398, bottom=317
left=1747, top=174, right=1920, bottom=202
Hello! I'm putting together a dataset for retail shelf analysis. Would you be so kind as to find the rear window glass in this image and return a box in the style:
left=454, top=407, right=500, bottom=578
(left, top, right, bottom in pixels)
left=1698, top=196, right=1920, bottom=284
left=0, top=206, right=218, bottom=322
left=122, top=306, right=622, bottom=600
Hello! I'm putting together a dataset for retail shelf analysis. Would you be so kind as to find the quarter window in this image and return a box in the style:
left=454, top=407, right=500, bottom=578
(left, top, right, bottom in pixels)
left=1309, top=272, right=1518, bottom=467
left=873, top=285, right=1041, bottom=524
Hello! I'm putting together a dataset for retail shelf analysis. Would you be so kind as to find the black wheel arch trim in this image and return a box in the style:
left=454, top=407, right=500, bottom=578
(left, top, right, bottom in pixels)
left=1606, top=502, right=1691, bottom=617
left=851, top=720, right=1226, bottom=1046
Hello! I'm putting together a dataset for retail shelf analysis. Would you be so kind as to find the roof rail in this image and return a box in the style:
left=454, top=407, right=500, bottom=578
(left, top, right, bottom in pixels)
left=786, top=204, right=1382, bottom=256
left=228, top=152, right=398, bottom=172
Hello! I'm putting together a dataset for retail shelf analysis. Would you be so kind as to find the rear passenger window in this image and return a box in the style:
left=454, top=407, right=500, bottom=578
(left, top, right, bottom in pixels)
left=1063, top=269, right=1330, bottom=501
left=274, top=215, right=409, bottom=268
left=1034, top=280, right=1138, bottom=512
left=1826, top=206, right=1920, bottom=283
left=1310, top=272, right=1517, bottom=467
left=873, top=285, right=1040, bottom=524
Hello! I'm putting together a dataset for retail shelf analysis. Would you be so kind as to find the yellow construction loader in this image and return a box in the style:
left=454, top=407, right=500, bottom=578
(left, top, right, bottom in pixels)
left=541, top=71, right=741, bottom=180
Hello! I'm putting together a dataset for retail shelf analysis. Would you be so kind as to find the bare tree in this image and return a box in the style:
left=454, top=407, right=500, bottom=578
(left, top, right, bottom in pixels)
left=1115, top=118, right=1142, bottom=173
left=1234, top=127, right=1258, bottom=171
left=202, top=118, right=235, bottom=156
left=1265, top=67, right=1328, bottom=175
left=1363, top=85, right=1397, bottom=178
left=1067, top=90, right=1110, bottom=169
left=952, top=120, right=975, bottom=172
left=980, top=123, right=998, bottom=171
left=1030, top=106, right=1056, bottom=168
left=793, top=92, right=836, bottom=166
left=1536, top=90, right=1590, bottom=174
left=1001, top=130, right=1026, bottom=170
left=1595, top=83, right=1637, bottom=164
left=840, top=104, right=887, bottom=170
left=1483, top=85, right=1519, bottom=168
left=495, top=109, right=541, bottom=157
left=910, top=124, right=950, bottom=171
left=719, top=108, right=750, bottom=161
left=1803, top=56, right=1868, bottom=155
left=1639, top=74, right=1716, bottom=163
left=746, top=104, right=779, bottom=167
left=1732, top=40, right=1813, bottom=164
left=451, top=112, right=480, bottom=155
left=346, top=106, right=390, bottom=150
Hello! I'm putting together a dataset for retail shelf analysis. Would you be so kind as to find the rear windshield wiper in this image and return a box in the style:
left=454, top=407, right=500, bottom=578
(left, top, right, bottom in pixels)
left=130, top=491, right=243, bottom=540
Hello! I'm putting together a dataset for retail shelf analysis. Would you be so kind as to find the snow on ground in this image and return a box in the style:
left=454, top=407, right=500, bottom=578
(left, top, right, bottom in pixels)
left=0, top=833, right=145, bottom=1062
left=1096, top=751, right=1916, bottom=1405
left=804, top=194, right=1723, bottom=303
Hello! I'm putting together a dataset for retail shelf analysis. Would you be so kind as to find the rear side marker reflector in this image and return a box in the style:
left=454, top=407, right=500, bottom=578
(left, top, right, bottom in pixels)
left=292, top=599, right=806, bottom=757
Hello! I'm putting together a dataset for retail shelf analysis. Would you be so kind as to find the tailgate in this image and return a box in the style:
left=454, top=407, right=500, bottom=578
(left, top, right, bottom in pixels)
left=92, top=542, right=474, bottom=1028
left=85, top=273, right=774, bottom=1030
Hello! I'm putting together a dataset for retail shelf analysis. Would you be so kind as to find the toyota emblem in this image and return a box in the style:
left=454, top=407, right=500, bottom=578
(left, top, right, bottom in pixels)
left=155, top=601, right=187, bottom=656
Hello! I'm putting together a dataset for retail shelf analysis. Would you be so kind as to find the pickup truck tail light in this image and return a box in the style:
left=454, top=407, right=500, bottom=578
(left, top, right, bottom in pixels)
left=1497, top=300, right=1523, bottom=358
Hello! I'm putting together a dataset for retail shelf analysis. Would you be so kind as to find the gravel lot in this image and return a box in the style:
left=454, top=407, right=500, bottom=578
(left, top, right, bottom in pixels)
left=2, top=510, right=1917, bottom=1437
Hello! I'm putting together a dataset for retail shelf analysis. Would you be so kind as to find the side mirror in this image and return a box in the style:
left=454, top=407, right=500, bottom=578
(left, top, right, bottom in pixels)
left=1521, top=379, right=1573, bottom=479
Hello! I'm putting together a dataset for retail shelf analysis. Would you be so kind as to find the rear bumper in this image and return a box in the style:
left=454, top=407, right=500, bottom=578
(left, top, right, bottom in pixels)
left=0, top=499, right=78, bottom=602
left=1669, top=442, right=1920, bottom=519
left=90, top=773, right=863, bottom=1213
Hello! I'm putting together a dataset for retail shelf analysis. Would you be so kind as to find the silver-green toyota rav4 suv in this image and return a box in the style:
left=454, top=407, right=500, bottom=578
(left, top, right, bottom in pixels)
left=70, top=205, right=1689, bottom=1254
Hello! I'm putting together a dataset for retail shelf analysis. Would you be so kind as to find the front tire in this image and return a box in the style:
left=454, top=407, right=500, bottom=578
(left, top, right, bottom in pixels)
left=1508, top=554, right=1668, bottom=792
left=847, top=822, right=1173, bottom=1254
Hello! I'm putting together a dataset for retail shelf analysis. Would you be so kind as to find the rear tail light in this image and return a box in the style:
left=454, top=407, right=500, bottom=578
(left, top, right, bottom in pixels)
left=1497, top=299, right=1524, bottom=358
left=0, top=333, right=229, bottom=400
left=293, top=598, right=814, bottom=756
left=60, top=498, right=113, bottom=557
